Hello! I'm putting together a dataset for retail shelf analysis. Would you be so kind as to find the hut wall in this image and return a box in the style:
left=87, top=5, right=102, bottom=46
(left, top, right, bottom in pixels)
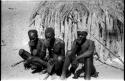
left=30, top=1, right=124, bottom=65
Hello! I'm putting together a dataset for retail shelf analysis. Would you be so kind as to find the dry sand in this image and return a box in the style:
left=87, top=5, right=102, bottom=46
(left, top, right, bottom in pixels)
left=1, top=1, right=124, bottom=80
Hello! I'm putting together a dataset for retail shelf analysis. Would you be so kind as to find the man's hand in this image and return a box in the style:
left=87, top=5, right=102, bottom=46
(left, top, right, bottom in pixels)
left=47, top=59, right=55, bottom=74
left=72, top=59, right=78, bottom=66
left=94, top=52, right=100, bottom=61
left=48, top=58, right=55, bottom=65
left=32, top=49, right=37, bottom=56
left=26, top=56, right=33, bottom=63
left=94, top=55, right=100, bottom=61
left=76, top=39, right=82, bottom=46
left=24, top=61, right=31, bottom=69
left=75, top=56, right=80, bottom=61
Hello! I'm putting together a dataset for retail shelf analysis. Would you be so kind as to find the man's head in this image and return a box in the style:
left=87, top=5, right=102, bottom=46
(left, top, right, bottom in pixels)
left=45, top=27, right=55, bottom=47
left=28, top=30, right=38, bottom=47
left=76, top=31, right=88, bottom=45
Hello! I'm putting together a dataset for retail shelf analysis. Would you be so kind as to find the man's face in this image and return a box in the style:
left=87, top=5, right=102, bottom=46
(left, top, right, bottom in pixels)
left=45, top=33, right=54, bottom=47
left=29, top=32, right=38, bottom=47
left=77, top=31, right=87, bottom=45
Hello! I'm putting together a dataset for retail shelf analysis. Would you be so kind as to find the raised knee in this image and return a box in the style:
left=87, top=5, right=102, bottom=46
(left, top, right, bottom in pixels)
left=57, top=56, right=63, bottom=62
left=19, top=49, right=24, bottom=56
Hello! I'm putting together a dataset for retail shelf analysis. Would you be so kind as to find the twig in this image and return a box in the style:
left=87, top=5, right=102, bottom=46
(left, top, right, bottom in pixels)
left=90, top=33, right=124, bottom=64
left=11, top=60, right=25, bottom=67
left=97, top=59, right=124, bottom=71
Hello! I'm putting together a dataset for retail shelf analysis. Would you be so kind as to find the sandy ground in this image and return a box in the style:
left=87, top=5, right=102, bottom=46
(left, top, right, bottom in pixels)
left=1, top=1, right=124, bottom=80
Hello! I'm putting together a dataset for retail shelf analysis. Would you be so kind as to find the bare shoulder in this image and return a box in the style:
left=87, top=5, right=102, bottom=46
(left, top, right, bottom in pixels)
left=39, top=38, right=45, bottom=42
left=87, top=39, right=94, bottom=43
left=55, top=38, right=65, bottom=45
left=38, top=38, right=45, bottom=44
left=87, top=39, right=95, bottom=46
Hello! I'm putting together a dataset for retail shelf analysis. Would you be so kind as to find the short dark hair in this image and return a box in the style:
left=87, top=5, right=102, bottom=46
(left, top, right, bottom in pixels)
left=77, top=31, right=88, bottom=36
left=45, top=27, right=55, bottom=36
left=28, top=29, right=38, bottom=37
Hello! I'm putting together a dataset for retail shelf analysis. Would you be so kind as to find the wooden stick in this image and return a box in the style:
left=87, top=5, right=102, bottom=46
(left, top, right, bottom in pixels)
left=97, top=59, right=124, bottom=71
left=11, top=60, right=25, bottom=67
left=90, top=33, right=124, bottom=64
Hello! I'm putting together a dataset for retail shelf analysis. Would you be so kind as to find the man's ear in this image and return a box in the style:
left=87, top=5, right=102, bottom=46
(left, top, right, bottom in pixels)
left=85, top=32, right=88, bottom=36
left=53, top=33, right=55, bottom=37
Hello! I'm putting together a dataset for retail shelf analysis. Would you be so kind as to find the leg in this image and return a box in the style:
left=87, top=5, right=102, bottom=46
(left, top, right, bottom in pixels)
left=54, top=60, right=64, bottom=76
left=70, top=61, right=78, bottom=74
left=90, top=62, right=99, bottom=78
left=72, top=58, right=85, bottom=79
left=84, top=58, right=91, bottom=80
left=19, top=49, right=47, bottom=71
left=19, top=49, right=31, bottom=60
left=30, top=62, right=44, bottom=74
left=28, top=56, right=48, bottom=73
left=61, top=50, right=74, bottom=79
left=29, top=56, right=47, bottom=66
left=73, top=57, right=98, bottom=79
left=84, top=57, right=97, bottom=80
left=86, top=57, right=98, bottom=78
left=19, top=49, right=32, bottom=69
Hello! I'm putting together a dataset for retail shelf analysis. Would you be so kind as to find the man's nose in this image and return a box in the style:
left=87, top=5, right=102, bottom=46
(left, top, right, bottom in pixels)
left=30, top=40, right=34, bottom=42
left=79, top=35, right=83, bottom=38
left=47, top=38, right=51, bottom=41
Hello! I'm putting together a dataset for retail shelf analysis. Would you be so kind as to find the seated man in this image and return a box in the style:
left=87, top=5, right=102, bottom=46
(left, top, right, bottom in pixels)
left=43, top=27, right=65, bottom=76
left=61, top=30, right=98, bottom=80
left=19, top=29, right=47, bottom=73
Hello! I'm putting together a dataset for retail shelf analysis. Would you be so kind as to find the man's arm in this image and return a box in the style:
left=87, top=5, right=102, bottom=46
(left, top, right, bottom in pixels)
left=60, top=41, right=65, bottom=57
left=69, top=40, right=79, bottom=56
left=76, top=40, right=95, bottom=60
left=40, top=42, right=46, bottom=59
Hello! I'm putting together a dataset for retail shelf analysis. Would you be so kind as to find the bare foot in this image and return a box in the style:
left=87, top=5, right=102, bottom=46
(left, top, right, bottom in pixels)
left=43, top=73, right=49, bottom=80
left=91, top=72, right=99, bottom=78
left=51, top=74, right=57, bottom=80
left=60, top=75, right=66, bottom=80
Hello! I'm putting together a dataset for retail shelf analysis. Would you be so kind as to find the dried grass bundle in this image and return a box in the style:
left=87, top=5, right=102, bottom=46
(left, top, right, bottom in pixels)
left=29, top=0, right=124, bottom=69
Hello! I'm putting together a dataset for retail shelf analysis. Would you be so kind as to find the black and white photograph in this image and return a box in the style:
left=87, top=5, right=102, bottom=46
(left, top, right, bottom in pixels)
left=1, top=0, right=124, bottom=80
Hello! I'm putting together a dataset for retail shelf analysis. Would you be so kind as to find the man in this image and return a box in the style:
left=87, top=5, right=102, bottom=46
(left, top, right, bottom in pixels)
left=43, top=27, right=65, bottom=76
left=61, top=30, right=98, bottom=80
left=19, top=29, right=46, bottom=73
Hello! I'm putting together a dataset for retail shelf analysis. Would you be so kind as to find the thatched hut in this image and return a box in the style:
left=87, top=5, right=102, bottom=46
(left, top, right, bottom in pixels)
left=29, top=0, right=124, bottom=70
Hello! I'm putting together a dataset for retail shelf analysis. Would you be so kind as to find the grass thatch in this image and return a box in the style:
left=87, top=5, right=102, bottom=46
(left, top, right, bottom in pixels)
left=29, top=0, right=124, bottom=69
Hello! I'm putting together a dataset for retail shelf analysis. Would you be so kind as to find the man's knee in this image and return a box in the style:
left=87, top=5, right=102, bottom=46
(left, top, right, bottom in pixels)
left=19, top=49, right=24, bottom=56
left=19, top=49, right=31, bottom=60
left=32, top=49, right=37, bottom=56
